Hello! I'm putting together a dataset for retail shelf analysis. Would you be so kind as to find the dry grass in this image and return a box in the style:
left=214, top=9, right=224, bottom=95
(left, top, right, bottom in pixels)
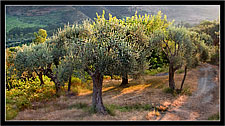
left=14, top=64, right=214, bottom=120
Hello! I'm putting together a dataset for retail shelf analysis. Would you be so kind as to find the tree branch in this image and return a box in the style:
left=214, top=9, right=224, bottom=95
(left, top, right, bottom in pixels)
left=161, top=46, right=170, bottom=61
left=180, top=66, right=187, bottom=90
left=162, top=40, right=172, bottom=56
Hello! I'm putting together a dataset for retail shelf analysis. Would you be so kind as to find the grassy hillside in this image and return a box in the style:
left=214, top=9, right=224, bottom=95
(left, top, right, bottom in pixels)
left=6, top=15, right=46, bottom=33
left=6, top=5, right=219, bottom=42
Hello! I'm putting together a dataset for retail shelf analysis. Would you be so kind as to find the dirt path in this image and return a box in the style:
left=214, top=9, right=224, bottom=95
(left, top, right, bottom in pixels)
left=159, top=64, right=219, bottom=120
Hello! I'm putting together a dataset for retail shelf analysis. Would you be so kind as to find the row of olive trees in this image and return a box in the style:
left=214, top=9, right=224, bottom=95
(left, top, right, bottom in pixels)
left=10, top=10, right=211, bottom=114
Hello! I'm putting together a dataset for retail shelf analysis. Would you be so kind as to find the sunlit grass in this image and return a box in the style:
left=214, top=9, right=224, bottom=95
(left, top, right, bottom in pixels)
left=144, top=65, right=169, bottom=76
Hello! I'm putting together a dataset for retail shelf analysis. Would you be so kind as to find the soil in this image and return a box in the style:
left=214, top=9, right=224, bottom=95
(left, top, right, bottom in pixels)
left=13, top=63, right=220, bottom=121
left=158, top=63, right=220, bottom=120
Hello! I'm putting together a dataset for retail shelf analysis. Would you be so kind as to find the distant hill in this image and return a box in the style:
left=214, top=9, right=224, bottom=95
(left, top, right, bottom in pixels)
left=6, top=5, right=219, bottom=42
left=135, top=5, right=219, bottom=24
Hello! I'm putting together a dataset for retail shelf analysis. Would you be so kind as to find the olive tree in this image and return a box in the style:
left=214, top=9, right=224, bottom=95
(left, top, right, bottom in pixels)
left=14, top=43, right=53, bottom=86
left=190, top=20, right=219, bottom=46
left=152, top=26, right=194, bottom=90
left=13, top=42, right=64, bottom=93
left=55, top=11, right=139, bottom=114
left=119, top=11, right=173, bottom=86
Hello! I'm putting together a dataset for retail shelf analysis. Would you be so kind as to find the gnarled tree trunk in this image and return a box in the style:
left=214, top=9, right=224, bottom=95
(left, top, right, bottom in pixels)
left=44, top=65, right=60, bottom=93
left=34, top=70, right=44, bottom=86
left=120, top=73, right=128, bottom=86
left=39, top=72, right=44, bottom=86
left=169, top=64, right=175, bottom=90
left=92, top=72, right=107, bottom=115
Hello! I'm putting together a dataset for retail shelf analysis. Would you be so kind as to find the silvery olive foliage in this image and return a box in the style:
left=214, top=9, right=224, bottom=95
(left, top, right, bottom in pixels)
left=122, top=11, right=173, bottom=77
left=189, top=31, right=211, bottom=62
left=14, top=43, right=53, bottom=78
left=152, top=26, right=194, bottom=68
left=12, top=10, right=174, bottom=88
left=190, top=20, right=219, bottom=46
left=151, top=26, right=195, bottom=90
left=56, top=11, right=138, bottom=81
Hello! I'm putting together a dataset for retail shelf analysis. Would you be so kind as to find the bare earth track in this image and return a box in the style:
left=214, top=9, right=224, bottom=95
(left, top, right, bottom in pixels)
left=14, top=63, right=219, bottom=120
left=159, top=63, right=219, bottom=120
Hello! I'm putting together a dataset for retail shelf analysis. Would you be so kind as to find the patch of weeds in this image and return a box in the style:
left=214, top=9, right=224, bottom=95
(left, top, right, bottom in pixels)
left=180, top=87, right=192, bottom=96
left=88, top=106, right=97, bottom=114
left=86, top=106, right=115, bottom=116
left=68, top=102, right=89, bottom=110
left=105, top=106, right=116, bottom=116
left=176, top=69, right=184, bottom=74
left=144, top=70, right=158, bottom=76
left=6, top=104, right=18, bottom=120
left=208, top=113, right=219, bottom=120
left=163, top=87, right=177, bottom=96
left=142, top=104, right=153, bottom=110
left=129, top=103, right=152, bottom=111
left=163, top=87, right=192, bottom=96
left=145, top=66, right=169, bottom=76
left=71, top=103, right=153, bottom=116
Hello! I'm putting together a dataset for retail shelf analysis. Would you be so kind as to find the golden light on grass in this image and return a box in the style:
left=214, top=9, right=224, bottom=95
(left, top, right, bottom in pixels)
left=111, top=83, right=152, bottom=99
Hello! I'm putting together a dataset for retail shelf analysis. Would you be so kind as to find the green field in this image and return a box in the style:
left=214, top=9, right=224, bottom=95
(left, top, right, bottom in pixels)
left=6, top=15, right=46, bottom=33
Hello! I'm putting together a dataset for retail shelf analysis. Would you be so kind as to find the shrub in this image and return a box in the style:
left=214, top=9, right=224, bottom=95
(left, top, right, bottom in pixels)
left=209, top=46, right=219, bottom=65
left=199, top=48, right=209, bottom=62
left=210, top=53, right=219, bottom=65
left=6, top=104, right=18, bottom=120
left=104, top=75, right=111, bottom=80
left=197, top=41, right=210, bottom=62
left=112, top=75, right=121, bottom=80
left=71, top=86, right=79, bottom=95
left=144, top=65, right=169, bottom=76
left=163, top=87, right=177, bottom=96
left=191, top=57, right=200, bottom=68
left=16, top=96, right=30, bottom=110
left=6, top=76, right=56, bottom=120
left=71, top=77, right=82, bottom=85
